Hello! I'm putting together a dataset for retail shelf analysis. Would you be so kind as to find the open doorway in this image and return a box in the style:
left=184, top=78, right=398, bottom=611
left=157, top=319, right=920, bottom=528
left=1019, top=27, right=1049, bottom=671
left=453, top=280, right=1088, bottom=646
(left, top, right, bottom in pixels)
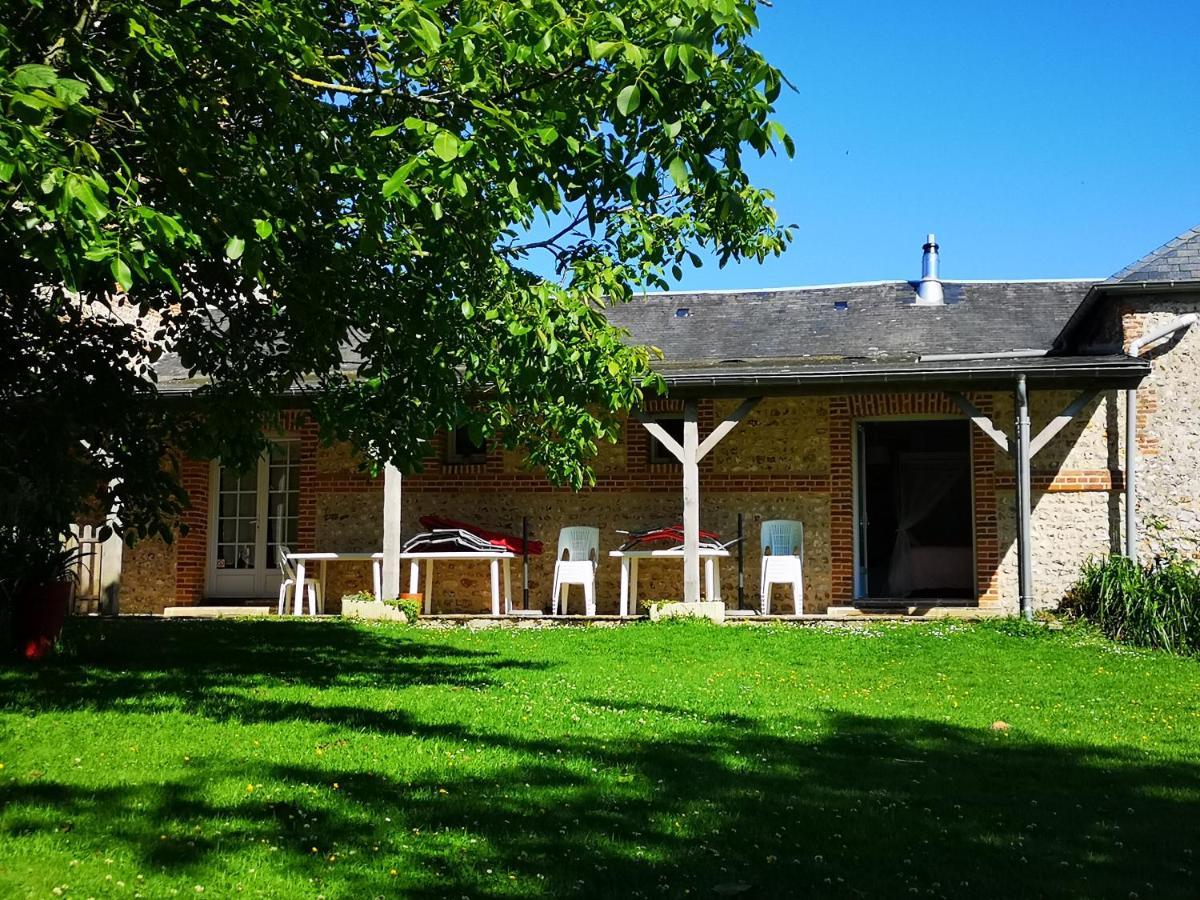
left=855, top=420, right=974, bottom=601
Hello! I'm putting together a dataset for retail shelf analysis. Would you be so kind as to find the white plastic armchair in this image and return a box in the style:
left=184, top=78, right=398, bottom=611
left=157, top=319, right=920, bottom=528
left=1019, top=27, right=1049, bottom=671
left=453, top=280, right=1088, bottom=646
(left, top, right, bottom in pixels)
left=277, top=545, right=322, bottom=616
left=551, top=526, right=600, bottom=615
left=760, top=520, right=804, bottom=615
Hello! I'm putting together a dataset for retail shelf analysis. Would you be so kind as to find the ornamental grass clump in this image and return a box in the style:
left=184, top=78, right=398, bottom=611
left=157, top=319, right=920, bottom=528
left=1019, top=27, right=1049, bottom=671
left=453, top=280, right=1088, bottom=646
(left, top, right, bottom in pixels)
left=1065, top=555, right=1200, bottom=655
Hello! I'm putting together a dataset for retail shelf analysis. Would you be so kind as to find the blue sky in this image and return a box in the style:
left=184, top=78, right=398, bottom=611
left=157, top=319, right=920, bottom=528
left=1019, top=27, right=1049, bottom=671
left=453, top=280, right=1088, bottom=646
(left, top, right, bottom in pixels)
left=617, top=1, right=1200, bottom=289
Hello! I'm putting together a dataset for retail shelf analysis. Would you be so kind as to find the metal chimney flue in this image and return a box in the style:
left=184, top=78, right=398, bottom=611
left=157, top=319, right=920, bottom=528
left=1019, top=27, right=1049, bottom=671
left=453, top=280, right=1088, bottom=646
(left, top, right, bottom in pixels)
left=915, top=233, right=945, bottom=305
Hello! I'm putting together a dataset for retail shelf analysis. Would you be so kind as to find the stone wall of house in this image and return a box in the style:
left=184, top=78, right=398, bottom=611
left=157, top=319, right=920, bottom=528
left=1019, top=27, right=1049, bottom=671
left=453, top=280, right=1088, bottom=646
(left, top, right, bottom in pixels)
left=984, top=291, right=1200, bottom=608
left=118, top=536, right=178, bottom=613
left=996, top=487, right=1123, bottom=610
left=1121, top=293, right=1200, bottom=561
left=989, top=388, right=1125, bottom=609
left=709, top=398, right=831, bottom=475
left=381, top=390, right=1108, bottom=615
left=119, top=381, right=1149, bottom=615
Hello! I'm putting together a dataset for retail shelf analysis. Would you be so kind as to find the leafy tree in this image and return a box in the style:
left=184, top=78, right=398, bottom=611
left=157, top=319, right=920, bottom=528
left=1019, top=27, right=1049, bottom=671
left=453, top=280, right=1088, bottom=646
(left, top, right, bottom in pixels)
left=0, top=0, right=791, bottom=548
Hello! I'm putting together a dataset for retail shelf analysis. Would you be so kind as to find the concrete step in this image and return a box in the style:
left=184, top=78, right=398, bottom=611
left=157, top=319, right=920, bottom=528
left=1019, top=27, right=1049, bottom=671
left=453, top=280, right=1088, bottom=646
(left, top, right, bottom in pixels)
left=162, top=606, right=272, bottom=619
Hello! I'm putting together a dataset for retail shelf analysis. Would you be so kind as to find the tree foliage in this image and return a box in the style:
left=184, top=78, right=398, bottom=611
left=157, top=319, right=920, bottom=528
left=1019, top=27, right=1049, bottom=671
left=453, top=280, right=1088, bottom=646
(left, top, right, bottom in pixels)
left=0, top=0, right=791, bottom=544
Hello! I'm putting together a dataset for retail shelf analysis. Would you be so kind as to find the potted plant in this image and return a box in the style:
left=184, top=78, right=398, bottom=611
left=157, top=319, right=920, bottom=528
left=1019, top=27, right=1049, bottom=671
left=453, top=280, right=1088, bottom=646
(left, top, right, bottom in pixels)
left=341, top=591, right=421, bottom=624
left=1, top=529, right=79, bottom=661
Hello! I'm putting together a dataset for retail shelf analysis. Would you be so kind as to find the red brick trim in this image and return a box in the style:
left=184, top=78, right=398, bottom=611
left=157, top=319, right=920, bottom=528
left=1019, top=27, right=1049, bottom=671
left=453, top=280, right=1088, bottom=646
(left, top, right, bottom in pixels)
left=1122, top=312, right=1160, bottom=458
left=995, top=469, right=1124, bottom=493
left=175, top=455, right=209, bottom=605
left=828, top=397, right=854, bottom=602
left=971, top=397, right=1000, bottom=604
left=847, top=393, right=963, bottom=417
left=1136, top=390, right=1159, bottom=457
left=397, top=473, right=831, bottom=494
left=297, top=418, right=318, bottom=551
left=315, top=472, right=380, bottom=493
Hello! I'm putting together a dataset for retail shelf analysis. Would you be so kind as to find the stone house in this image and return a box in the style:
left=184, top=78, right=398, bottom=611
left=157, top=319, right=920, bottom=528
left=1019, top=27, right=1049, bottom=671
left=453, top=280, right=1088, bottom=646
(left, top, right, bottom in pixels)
left=117, top=226, right=1200, bottom=618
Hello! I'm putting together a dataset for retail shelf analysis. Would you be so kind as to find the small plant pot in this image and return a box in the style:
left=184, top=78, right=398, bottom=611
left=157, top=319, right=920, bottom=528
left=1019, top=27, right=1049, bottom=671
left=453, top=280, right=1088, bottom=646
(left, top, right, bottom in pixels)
left=342, top=594, right=410, bottom=623
left=16, top=581, right=74, bottom=661
left=400, top=593, right=423, bottom=604
left=649, top=601, right=725, bottom=624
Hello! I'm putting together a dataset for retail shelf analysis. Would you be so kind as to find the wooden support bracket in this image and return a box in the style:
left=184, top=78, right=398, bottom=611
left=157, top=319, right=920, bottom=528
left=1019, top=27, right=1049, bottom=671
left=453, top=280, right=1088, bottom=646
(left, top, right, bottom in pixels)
left=947, top=392, right=1011, bottom=455
left=636, top=413, right=685, bottom=463
left=1029, top=390, right=1098, bottom=458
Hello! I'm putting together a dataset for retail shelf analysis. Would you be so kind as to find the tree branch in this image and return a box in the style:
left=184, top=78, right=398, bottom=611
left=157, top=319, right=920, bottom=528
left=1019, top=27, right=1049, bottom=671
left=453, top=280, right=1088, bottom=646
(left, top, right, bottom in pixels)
left=45, top=0, right=102, bottom=65
left=504, top=207, right=591, bottom=255
left=287, top=71, right=444, bottom=105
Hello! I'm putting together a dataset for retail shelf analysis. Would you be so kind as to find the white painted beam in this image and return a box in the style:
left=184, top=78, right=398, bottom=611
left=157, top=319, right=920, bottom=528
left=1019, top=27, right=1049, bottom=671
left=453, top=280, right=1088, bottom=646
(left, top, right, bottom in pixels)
left=1014, top=376, right=1034, bottom=621
left=681, top=400, right=700, bottom=605
left=947, top=392, right=1011, bottom=455
left=639, top=397, right=762, bottom=607
left=381, top=463, right=403, bottom=600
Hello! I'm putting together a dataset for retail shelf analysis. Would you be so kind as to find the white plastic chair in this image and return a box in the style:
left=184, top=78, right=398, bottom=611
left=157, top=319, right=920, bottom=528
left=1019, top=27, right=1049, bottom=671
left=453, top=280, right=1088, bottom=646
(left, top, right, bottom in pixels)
left=760, top=520, right=804, bottom=615
left=551, top=526, right=600, bottom=615
left=277, top=545, right=322, bottom=616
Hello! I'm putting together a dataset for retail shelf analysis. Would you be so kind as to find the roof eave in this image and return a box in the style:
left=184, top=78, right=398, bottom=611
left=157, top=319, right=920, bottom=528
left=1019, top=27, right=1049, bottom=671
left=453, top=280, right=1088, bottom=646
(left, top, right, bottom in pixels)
left=660, top=360, right=1150, bottom=399
left=1055, top=279, right=1200, bottom=350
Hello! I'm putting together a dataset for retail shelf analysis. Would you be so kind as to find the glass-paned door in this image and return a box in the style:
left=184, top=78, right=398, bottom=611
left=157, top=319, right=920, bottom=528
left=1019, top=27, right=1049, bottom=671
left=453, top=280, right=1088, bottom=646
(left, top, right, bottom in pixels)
left=854, top=423, right=869, bottom=597
left=209, top=441, right=299, bottom=597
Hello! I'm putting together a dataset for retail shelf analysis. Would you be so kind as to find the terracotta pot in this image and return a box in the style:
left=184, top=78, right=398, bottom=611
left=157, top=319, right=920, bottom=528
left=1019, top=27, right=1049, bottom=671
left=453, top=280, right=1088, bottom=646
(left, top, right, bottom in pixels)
left=16, top=581, right=73, bottom=662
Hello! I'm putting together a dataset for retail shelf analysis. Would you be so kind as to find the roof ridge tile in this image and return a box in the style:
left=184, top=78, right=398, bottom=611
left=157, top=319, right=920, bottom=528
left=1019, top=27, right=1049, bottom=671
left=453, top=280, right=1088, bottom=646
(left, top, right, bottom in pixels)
left=1106, top=224, right=1200, bottom=284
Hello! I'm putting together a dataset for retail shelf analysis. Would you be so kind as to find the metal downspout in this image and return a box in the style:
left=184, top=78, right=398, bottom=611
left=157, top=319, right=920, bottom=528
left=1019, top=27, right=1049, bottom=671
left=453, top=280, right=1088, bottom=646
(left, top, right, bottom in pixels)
left=1124, top=313, right=1199, bottom=561
left=1125, top=386, right=1138, bottom=560
left=1015, top=374, right=1034, bottom=621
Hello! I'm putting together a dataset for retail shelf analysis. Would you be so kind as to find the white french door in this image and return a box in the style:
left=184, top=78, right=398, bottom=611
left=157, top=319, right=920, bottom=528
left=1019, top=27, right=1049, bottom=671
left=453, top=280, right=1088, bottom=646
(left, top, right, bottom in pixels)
left=208, top=441, right=300, bottom=598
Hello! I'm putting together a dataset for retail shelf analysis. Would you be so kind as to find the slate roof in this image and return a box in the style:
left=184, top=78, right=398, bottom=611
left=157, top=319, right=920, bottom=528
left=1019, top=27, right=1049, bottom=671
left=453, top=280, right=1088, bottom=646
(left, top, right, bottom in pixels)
left=604, top=280, right=1096, bottom=365
left=155, top=277, right=1153, bottom=395
left=153, top=345, right=363, bottom=394
left=1105, top=224, right=1200, bottom=284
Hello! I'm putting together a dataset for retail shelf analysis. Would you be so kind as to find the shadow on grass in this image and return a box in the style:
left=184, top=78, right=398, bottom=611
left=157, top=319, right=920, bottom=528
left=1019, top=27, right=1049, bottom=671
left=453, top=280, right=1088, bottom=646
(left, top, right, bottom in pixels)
left=1, top=620, right=1198, bottom=897
left=0, top=618, right=550, bottom=717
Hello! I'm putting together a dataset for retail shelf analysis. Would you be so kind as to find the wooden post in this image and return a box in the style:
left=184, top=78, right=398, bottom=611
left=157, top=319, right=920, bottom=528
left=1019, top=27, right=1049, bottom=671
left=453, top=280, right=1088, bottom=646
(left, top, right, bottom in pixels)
left=381, top=463, right=403, bottom=600
left=636, top=397, right=760, bottom=608
left=1014, top=376, right=1034, bottom=621
left=682, top=399, right=700, bottom=605
left=522, top=516, right=530, bottom=610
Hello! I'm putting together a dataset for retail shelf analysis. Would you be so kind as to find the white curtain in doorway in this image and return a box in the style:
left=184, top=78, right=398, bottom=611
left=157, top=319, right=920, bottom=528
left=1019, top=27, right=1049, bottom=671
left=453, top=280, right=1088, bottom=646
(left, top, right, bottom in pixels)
left=886, top=453, right=965, bottom=597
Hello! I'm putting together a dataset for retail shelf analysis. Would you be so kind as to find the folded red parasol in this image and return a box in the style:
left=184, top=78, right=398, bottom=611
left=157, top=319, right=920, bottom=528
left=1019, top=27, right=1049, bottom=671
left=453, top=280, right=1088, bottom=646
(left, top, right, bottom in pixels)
left=418, top=515, right=543, bottom=555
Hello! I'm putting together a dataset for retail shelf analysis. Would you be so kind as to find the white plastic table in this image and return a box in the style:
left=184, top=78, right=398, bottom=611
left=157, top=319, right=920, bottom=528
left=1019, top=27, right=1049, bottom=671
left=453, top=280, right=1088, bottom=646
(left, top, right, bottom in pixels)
left=401, top=551, right=516, bottom=615
left=286, top=551, right=383, bottom=615
left=608, top=547, right=730, bottom=616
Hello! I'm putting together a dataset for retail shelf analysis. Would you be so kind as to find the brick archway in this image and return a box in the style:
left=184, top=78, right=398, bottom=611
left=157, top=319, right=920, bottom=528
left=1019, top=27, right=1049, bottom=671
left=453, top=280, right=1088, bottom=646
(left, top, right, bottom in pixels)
left=828, top=393, right=999, bottom=606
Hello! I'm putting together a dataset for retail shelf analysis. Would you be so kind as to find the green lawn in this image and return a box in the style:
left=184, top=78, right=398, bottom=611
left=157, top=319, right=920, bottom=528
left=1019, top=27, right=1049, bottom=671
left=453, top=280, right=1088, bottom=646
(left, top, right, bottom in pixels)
left=1, top=619, right=1198, bottom=898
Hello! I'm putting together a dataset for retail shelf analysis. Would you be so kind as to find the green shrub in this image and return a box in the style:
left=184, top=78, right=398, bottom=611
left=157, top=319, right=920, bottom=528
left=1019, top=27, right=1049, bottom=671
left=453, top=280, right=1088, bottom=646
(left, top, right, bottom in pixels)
left=1063, top=555, right=1200, bottom=655
left=378, top=594, right=420, bottom=624
left=395, top=597, right=421, bottom=624
left=343, top=592, right=420, bottom=625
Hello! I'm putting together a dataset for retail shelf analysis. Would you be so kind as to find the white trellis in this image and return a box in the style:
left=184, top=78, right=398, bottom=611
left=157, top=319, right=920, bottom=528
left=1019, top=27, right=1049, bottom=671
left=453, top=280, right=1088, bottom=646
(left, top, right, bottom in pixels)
left=67, top=524, right=122, bottom=614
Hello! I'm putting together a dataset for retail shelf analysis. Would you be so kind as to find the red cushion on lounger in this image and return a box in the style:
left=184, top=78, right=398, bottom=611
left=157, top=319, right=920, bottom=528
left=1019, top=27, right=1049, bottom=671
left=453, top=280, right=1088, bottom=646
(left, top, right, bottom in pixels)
left=625, top=524, right=722, bottom=546
left=418, top=515, right=543, bottom=555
